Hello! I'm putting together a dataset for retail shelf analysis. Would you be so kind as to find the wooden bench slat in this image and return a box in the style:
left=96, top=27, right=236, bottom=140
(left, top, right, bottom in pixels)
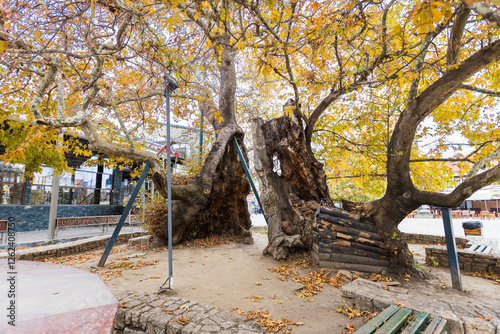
left=375, top=308, right=412, bottom=334
left=354, top=305, right=400, bottom=334
left=401, top=312, right=429, bottom=334
left=433, top=319, right=447, bottom=334
left=423, top=317, right=446, bottom=334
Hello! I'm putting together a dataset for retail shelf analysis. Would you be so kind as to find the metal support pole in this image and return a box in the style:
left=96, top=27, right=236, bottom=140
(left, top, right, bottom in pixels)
left=94, top=160, right=153, bottom=268
left=199, top=113, right=204, bottom=161
left=141, top=188, right=145, bottom=252
left=159, top=74, right=178, bottom=291
left=441, top=207, right=462, bottom=291
left=47, top=174, right=60, bottom=240
left=233, top=137, right=268, bottom=225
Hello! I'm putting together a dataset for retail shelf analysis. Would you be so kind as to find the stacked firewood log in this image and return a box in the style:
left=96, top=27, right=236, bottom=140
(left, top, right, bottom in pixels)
left=312, top=205, right=390, bottom=273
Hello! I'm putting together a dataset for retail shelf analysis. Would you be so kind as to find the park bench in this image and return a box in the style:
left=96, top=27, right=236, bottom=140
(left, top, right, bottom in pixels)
left=354, top=304, right=447, bottom=334
left=467, top=244, right=492, bottom=254
left=0, top=220, right=7, bottom=244
left=55, top=215, right=140, bottom=237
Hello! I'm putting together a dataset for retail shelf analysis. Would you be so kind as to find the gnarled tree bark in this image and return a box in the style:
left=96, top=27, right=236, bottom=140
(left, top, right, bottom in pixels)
left=252, top=100, right=330, bottom=259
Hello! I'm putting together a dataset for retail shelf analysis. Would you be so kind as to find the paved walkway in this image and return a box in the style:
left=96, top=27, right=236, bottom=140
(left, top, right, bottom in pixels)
left=399, top=217, right=500, bottom=244
left=0, top=225, right=143, bottom=247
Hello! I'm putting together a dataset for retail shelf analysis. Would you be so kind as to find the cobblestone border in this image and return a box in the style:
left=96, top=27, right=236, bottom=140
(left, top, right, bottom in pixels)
left=0, top=232, right=145, bottom=261
left=112, top=290, right=265, bottom=334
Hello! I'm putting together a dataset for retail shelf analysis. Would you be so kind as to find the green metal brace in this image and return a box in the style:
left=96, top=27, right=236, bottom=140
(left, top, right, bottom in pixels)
left=233, top=137, right=268, bottom=225
left=94, top=160, right=154, bottom=267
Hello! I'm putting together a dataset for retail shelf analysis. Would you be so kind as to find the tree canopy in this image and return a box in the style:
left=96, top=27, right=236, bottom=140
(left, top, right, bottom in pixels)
left=1, top=0, right=500, bottom=269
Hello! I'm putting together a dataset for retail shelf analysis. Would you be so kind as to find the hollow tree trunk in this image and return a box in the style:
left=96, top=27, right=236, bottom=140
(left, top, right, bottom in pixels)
left=150, top=41, right=253, bottom=246
left=152, top=127, right=253, bottom=245
left=252, top=110, right=330, bottom=259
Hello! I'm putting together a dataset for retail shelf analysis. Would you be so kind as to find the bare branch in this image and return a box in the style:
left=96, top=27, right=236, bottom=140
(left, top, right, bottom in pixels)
left=460, top=84, right=500, bottom=97
left=406, top=32, right=436, bottom=103
left=110, top=89, right=136, bottom=148
left=327, top=174, right=386, bottom=180
left=409, top=158, right=474, bottom=163
left=101, top=14, right=132, bottom=51
left=467, top=144, right=500, bottom=178
left=466, top=1, right=500, bottom=27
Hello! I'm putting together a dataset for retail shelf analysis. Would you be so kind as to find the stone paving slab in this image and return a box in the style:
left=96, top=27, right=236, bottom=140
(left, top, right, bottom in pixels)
left=341, top=279, right=500, bottom=334
left=112, top=290, right=265, bottom=334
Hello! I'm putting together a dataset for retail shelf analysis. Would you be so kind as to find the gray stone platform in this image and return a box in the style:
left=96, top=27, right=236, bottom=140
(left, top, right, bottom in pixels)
left=113, top=290, right=265, bottom=334
left=0, top=232, right=144, bottom=261
left=341, top=279, right=500, bottom=334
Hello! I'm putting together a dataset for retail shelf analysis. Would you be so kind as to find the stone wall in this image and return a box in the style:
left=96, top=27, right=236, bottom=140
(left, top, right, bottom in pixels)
left=0, top=204, right=124, bottom=232
left=112, top=290, right=265, bottom=334
left=0, top=232, right=143, bottom=261
left=425, top=245, right=500, bottom=274
left=403, top=233, right=469, bottom=248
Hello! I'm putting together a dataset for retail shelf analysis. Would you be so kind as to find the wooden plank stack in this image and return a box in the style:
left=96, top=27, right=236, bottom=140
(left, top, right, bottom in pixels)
left=312, top=205, right=390, bottom=273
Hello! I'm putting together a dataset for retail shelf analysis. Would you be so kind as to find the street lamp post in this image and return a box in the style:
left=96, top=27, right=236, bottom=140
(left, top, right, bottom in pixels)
left=161, top=74, right=179, bottom=290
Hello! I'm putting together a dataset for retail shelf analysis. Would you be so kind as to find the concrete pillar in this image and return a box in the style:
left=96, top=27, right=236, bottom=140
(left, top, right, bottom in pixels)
left=47, top=174, right=60, bottom=240
left=23, top=175, right=33, bottom=205
left=93, top=164, right=104, bottom=204
left=111, top=167, right=122, bottom=205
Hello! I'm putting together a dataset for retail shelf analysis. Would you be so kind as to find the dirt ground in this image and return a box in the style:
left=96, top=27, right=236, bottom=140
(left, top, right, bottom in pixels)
left=57, top=233, right=500, bottom=334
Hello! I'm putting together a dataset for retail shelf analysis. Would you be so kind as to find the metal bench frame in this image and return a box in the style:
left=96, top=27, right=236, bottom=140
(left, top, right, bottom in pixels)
left=55, top=215, right=138, bottom=238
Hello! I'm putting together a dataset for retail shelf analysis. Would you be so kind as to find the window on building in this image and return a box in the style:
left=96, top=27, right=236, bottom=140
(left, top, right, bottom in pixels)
left=0, top=163, right=25, bottom=205
left=30, top=163, right=115, bottom=205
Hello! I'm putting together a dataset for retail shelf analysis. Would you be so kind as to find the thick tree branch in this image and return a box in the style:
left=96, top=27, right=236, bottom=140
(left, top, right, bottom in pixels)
left=414, top=163, right=500, bottom=207
left=386, top=38, right=500, bottom=194
left=467, top=144, right=500, bottom=178
left=55, top=75, right=65, bottom=118
left=446, top=5, right=471, bottom=66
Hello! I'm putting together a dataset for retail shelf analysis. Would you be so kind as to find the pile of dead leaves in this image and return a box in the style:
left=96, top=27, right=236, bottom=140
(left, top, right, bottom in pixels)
left=336, top=306, right=377, bottom=321
left=176, top=236, right=237, bottom=249
left=369, top=273, right=393, bottom=283
left=466, top=271, right=500, bottom=284
left=294, top=270, right=351, bottom=298
left=337, top=306, right=378, bottom=334
left=109, top=259, right=158, bottom=270
left=90, top=257, right=158, bottom=281
left=235, top=308, right=303, bottom=334
left=42, top=247, right=128, bottom=267
left=269, top=253, right=356, bottom=298
left=43, top=251, right=99, bottom=266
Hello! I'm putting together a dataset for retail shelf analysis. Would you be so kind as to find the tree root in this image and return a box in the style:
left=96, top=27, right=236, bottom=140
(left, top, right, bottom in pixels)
left=263, top=234, right=304, bottom=260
